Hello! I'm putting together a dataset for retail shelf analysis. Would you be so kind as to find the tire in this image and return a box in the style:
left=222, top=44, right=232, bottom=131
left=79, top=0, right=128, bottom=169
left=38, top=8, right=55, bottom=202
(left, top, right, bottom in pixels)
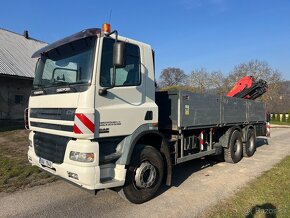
left=243, top=128, right=256, bottom=157
left=224, top=130, right=243, bottom=163
left=119, top=145, right=164, bottom=204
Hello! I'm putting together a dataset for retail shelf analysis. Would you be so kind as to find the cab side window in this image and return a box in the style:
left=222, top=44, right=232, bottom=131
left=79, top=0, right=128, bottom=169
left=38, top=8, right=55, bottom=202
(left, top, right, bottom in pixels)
left=100, top=38, right=141, bottom=87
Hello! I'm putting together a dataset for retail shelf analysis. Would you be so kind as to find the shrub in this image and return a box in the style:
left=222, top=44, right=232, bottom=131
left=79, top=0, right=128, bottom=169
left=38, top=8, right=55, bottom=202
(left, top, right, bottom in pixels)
left=270, top=113, right=275, bottom=121
left=279, top=114, right=283, bottom=122
left=282, top=113, right=286, bottom=122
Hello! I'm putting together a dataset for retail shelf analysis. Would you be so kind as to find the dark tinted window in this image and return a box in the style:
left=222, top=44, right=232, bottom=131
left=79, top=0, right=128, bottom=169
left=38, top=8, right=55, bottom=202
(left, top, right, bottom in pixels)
left=100, top=38, right=140, bottom=87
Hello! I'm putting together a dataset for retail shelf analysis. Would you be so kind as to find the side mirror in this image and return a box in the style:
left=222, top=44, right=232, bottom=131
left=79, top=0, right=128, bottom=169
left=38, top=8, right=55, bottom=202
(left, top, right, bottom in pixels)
left=113, top=42, right=125, bottom=68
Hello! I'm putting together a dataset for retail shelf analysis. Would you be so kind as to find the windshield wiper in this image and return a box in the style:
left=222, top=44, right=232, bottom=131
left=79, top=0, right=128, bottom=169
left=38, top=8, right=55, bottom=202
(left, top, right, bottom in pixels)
left=33, top=84, right=43, bottom=88
left=52, top=80, right=69, bottom=85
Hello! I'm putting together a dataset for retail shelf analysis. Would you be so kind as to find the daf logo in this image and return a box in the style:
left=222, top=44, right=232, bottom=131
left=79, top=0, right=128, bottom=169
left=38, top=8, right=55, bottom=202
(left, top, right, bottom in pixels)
left=56, top=87, right=70, bottom=93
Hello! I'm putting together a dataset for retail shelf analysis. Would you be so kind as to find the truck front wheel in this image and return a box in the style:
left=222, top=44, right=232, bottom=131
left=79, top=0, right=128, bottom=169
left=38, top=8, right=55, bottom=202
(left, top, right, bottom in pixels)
left=119, top=145, right=164, bottom=204
left=224, top=130, right=243, bottom=163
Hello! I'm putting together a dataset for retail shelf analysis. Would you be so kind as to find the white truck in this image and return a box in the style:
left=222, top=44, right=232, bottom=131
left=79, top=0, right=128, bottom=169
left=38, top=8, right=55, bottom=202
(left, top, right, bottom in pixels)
left=27, top=24, right=267, bottom=204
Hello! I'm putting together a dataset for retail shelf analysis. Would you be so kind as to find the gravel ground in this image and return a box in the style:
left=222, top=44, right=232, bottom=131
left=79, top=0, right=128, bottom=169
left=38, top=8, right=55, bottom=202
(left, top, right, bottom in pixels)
left=0, top=128, right=289, bottom=218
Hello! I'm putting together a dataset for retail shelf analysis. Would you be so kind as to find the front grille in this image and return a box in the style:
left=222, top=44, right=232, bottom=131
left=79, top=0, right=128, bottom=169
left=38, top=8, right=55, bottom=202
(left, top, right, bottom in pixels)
left=29, top=108, right=75, bottom=132
left=30, top=122, right=73, bottom=132
left=30, top=108, right=76, bottom=121
left=34, top=132, right=70, bottom=164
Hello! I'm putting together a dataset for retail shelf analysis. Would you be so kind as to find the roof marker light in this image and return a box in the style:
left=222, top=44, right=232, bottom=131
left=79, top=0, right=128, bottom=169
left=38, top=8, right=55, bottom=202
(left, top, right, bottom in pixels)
left=102, top=23, right=111, bottom=34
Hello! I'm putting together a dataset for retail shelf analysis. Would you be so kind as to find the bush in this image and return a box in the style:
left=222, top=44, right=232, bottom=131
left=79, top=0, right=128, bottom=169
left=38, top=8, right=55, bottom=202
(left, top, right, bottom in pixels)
left=271, top=114, right=276, bottom=121
left=282, top=113, right=287, bottom=122
left=279, top=114, right=283, bottom=122
left=275, top=114, right=278, bottom=122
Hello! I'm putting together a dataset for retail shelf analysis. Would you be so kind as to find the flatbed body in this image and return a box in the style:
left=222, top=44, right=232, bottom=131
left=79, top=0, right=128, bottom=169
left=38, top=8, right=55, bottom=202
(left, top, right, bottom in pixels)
left=156, top=91, right=266, bottom=130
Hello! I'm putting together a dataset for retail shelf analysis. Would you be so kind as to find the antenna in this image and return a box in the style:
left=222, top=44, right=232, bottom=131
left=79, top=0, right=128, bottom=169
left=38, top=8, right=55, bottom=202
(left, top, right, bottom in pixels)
left=108, top=9, right=112, bottom=24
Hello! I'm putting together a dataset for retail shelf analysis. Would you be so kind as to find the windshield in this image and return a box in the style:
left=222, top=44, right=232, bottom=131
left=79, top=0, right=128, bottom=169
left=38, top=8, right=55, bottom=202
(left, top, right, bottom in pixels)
left=33, top=37, right=96, bottom=88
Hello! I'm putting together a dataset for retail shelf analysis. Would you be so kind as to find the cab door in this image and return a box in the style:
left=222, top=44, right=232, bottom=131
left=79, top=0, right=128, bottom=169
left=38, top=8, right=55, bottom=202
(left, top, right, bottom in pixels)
left=95, top=37, right=150, bottom=138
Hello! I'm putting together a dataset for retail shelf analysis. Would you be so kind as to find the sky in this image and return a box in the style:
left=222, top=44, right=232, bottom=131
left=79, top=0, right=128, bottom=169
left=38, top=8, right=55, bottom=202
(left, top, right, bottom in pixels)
left=1, top=0, right=290, bottom=80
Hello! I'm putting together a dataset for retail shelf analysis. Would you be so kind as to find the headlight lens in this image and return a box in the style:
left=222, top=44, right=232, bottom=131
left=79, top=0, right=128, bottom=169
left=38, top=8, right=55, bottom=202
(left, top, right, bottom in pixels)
left=69, top=151, right=94, bottom=162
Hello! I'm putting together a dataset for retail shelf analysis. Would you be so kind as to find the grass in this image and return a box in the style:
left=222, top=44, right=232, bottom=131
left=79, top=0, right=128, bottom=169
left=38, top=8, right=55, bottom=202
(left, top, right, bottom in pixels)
left=271, top=120, right=290, bottom=126
left=0, top=130, right=57, bottom=193
left=203, top=156, right=290, bottom=218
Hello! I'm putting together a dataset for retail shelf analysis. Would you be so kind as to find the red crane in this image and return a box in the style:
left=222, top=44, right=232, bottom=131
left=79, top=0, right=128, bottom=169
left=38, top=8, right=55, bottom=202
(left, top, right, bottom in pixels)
left=227, top=76, right=268, bottom=100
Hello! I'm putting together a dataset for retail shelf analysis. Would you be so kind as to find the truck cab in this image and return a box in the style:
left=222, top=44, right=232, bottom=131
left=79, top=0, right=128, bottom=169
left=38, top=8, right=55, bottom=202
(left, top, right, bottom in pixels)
left=28, top=26, right=162, bottom=203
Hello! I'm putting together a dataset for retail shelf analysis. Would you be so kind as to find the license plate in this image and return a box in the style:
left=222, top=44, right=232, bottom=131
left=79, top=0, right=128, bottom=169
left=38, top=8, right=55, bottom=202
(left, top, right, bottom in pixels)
left=39, top=157, right=53, bottom=168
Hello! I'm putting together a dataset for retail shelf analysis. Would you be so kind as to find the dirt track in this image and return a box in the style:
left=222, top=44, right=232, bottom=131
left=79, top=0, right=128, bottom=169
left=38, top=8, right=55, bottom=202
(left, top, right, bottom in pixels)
left=0, top=128, right=290, bottom=218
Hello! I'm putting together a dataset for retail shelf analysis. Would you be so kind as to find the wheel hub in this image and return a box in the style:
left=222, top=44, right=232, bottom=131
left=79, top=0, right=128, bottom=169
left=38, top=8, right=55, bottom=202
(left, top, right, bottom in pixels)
left=134, top=161, right=157, bottom=189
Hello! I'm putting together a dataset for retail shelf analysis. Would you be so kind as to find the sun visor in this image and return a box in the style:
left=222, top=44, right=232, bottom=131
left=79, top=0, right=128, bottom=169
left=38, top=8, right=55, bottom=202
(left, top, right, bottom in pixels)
left=32, top=28, right=101, bottom=58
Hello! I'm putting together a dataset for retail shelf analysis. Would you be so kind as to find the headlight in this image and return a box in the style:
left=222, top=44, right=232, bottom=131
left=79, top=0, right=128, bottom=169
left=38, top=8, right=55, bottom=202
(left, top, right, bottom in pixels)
left=69, top=151, right=94, bottom=162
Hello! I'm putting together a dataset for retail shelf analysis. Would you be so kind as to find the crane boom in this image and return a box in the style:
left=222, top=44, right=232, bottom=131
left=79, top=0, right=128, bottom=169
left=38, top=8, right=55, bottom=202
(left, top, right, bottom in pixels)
left=227, top=76, right=268, bottom=100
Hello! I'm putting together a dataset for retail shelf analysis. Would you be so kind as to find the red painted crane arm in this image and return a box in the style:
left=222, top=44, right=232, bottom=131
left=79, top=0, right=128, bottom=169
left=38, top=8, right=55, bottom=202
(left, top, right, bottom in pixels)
left=227, top=76, right=254, bottom=97
left=227, top=76, right=268, bottom=100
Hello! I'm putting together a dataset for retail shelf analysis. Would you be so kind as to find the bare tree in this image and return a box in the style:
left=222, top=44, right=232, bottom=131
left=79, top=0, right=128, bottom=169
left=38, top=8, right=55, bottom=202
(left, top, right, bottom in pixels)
left=208, top=71, right=227, bottom=95
left=160, top=85, right=198, bottom=92
left=158, top=61, right=284, bottom=113
left=267, top=81, right=290, bottom=113
left=158, top=67, right=188, bottom=87
left=228, top=59, right=280, bottom=85
left=189, top=68, right=211, bottom=93
left=228, top=60, right=283, bottom=110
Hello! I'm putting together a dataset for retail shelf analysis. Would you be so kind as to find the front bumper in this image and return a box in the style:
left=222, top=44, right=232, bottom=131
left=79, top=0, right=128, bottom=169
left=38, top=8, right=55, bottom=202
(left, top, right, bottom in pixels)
left=28, top=131, right=126, bottom=190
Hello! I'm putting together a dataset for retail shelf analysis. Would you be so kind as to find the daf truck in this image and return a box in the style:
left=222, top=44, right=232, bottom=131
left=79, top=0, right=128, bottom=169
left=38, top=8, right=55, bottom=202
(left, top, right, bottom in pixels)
left=26, top=24, right=267, bottom=204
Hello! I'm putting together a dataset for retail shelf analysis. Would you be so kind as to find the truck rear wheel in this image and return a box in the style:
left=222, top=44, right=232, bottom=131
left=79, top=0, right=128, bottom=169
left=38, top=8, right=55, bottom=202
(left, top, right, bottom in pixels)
left=224, top=130, right=243, bottom=163
left=243, top=128, right=256, bottom=157
left=119, top=145, right=164, bottom=204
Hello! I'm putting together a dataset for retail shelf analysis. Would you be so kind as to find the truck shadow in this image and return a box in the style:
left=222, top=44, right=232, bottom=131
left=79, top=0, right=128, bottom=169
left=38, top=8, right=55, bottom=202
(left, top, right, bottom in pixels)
left=171, top=157, right=217, bottom=187
left=256, top=137, right=269, bottom=147
left=157, top=137, right=269, bottom=194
